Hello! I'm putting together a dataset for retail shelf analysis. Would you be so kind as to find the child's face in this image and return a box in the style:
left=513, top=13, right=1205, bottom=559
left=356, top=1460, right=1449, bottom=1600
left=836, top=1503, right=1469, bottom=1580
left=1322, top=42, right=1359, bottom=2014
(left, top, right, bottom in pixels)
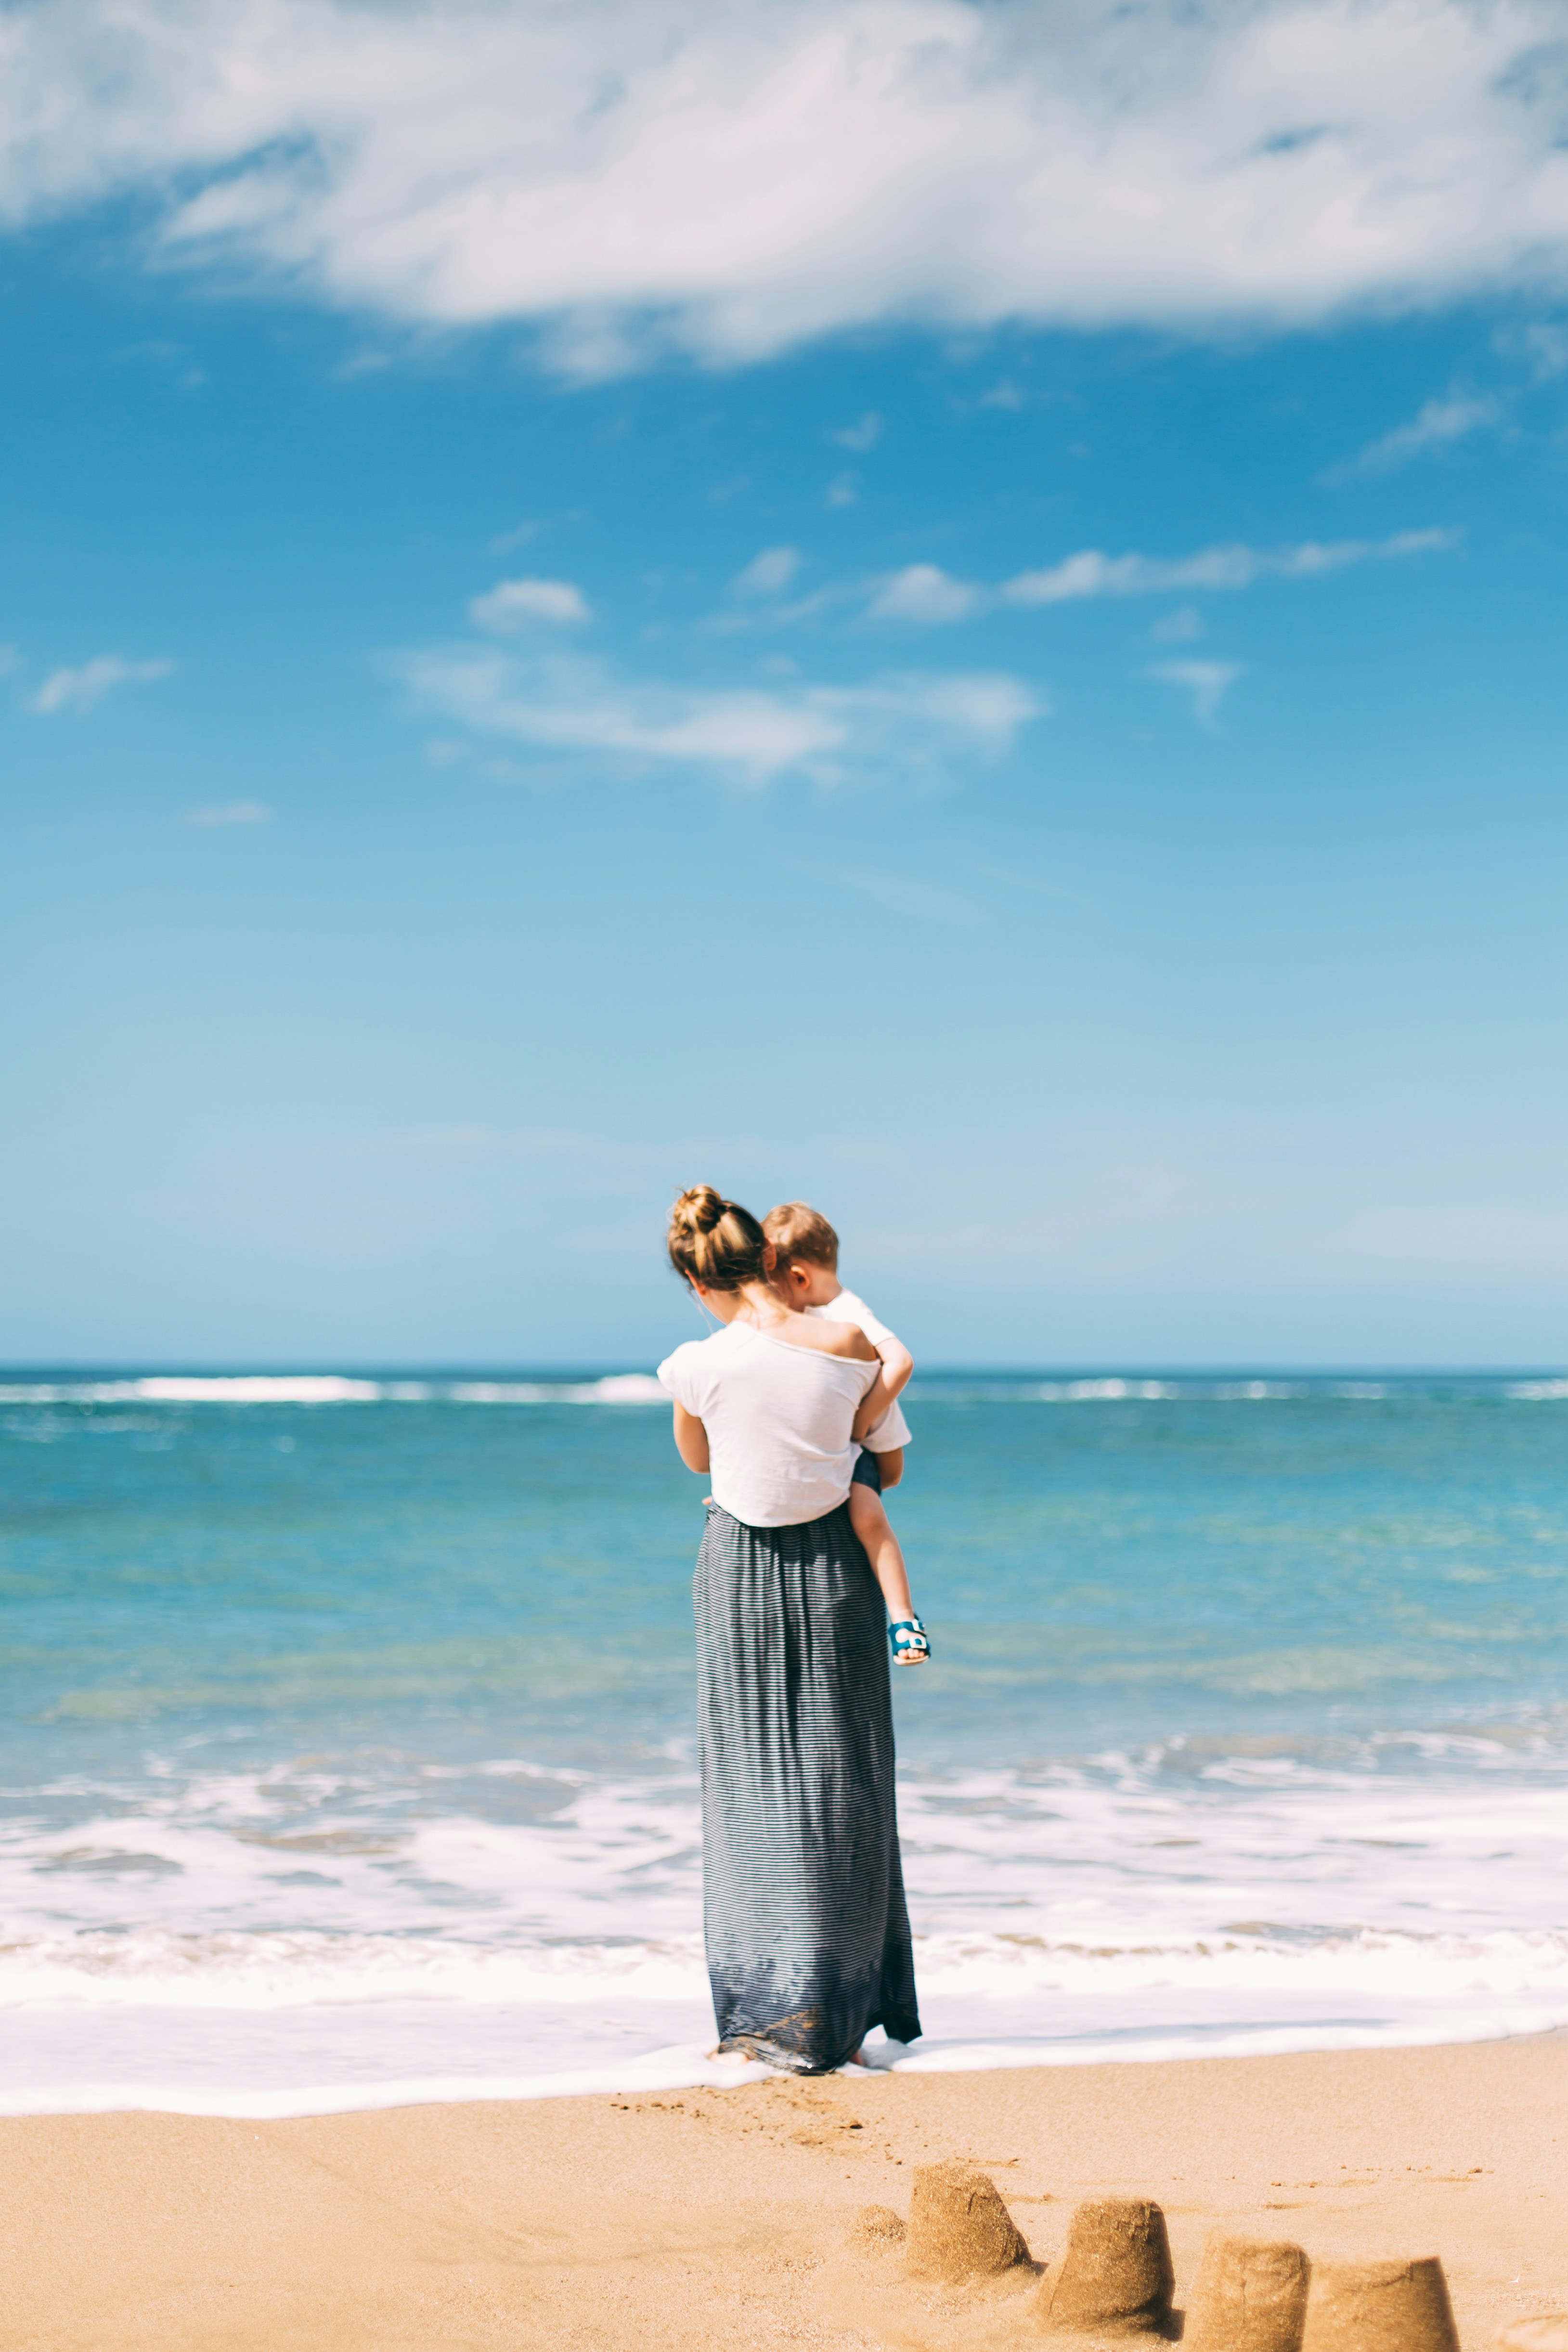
left=781, top=1257, right=842, bottom=1310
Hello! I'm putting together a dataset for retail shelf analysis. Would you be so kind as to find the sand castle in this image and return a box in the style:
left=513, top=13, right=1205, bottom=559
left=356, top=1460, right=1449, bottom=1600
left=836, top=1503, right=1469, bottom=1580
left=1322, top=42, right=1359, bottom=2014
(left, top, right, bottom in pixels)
left=854, top=2167, right=1534, bottom=2352
left=1301, top=2258, right=1460, bottom=2352
left=1186, top=2232, right=1310, bottom=2352
left=1037, top=2197, right=1176, bottom=2336
left=905, top=2161, right=1032, bottom=2283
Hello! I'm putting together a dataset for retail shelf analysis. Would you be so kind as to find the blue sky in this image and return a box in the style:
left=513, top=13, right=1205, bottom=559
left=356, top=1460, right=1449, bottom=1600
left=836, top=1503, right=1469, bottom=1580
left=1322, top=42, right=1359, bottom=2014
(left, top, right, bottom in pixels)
left=4, top=0, right=1568, bottom=1367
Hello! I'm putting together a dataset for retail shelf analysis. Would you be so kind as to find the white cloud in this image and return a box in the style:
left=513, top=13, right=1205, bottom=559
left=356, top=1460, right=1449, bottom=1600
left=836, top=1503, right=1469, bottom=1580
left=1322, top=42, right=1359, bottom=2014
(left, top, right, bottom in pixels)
left=866, top=564, right=983, bottom=624
left=1, top=1, right=1568, bottom=366
left=332, top=348, right=389, bottom=380
left=835, top=412, right=884, bottom=452
left=1152, top=605, right=1204, bottom=642
left=1003, top=528, right=1456, bottom=606
left=860, top=530, right=1455, bottom=624
left=407, top=649, right=839, bottom=780
left=1338, top=391, right=1502, bottom=475
left=397, top=642, right=1040, bottom=786
left=468, top=577, right=590, bottom=632
left=865, top=671, right=1042, bottom=739
left=28, top=655, right=175, bottom=715
left=731, top=546, right=803, bottom=598
left=1147, top=659, right=1244, bottom=723
left=1516, top=322, right=1568, bottom=380
left=186, top=799, right=272, bottom=825
left=826, top=473, right=860, bottom=508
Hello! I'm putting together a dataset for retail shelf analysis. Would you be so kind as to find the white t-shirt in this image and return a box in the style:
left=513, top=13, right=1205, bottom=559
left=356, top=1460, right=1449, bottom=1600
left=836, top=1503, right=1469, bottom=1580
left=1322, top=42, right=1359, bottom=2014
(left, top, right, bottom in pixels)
left=657, top=1320, right=881, bottom=1528
left=807, top=1286, right=912, bottom=1453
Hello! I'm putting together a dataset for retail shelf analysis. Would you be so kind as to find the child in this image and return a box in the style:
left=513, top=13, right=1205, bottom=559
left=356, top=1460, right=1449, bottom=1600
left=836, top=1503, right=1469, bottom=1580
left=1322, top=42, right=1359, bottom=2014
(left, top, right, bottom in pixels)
left=762, top=1201, right=930, bottom=1666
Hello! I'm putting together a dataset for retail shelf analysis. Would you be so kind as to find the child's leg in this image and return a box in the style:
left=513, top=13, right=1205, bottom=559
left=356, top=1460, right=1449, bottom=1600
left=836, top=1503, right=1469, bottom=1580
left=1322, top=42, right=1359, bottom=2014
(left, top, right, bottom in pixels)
left=847, top=1483, right=916, bottom=1624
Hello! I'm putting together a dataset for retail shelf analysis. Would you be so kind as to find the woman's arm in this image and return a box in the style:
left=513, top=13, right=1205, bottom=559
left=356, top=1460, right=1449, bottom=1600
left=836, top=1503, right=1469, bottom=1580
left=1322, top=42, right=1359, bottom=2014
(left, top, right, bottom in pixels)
left=672, top=1402, right=711, bottom=1473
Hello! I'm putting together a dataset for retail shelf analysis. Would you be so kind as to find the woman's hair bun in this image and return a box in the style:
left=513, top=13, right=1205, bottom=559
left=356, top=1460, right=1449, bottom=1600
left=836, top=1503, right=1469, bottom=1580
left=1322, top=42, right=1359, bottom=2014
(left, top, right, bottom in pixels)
left=672, top=1182, right=726, bottom=1236
left=667, top=1185, right=770, bottom=1292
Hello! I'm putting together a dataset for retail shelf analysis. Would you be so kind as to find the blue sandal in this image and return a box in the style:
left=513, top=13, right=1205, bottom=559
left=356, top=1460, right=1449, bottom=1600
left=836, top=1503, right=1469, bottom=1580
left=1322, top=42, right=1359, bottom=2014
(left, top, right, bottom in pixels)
left=889, top=1618, right=931, bottom=1665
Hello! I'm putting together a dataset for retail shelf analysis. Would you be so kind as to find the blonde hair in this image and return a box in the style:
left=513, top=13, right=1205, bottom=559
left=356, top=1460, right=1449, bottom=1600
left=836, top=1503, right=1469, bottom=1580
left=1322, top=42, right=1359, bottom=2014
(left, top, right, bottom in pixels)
left=762, top=1200, right=839, bottom=1270
left=667, top=1185, right=771, bottom=1291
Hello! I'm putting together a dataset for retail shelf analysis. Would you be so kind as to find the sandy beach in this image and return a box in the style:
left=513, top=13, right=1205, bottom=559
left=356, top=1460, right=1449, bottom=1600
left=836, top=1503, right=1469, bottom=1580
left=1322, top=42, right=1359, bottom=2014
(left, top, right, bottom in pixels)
left=3, top=2033, right=1565, bottom=2350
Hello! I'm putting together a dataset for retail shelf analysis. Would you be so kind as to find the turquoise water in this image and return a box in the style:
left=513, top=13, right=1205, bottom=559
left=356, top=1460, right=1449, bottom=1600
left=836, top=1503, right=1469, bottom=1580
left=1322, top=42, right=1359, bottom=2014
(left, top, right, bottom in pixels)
left=3, top=1369, right=1568, bottom=2111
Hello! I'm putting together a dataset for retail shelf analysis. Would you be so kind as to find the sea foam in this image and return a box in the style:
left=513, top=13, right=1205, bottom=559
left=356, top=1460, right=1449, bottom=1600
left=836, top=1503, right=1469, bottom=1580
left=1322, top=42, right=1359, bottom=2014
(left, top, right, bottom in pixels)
left=0, top=1373, right=669, bottom=1405
left=11, top=1371, right=1564, bottom=1406
left=4, top=1749, right=1568, bottom=2114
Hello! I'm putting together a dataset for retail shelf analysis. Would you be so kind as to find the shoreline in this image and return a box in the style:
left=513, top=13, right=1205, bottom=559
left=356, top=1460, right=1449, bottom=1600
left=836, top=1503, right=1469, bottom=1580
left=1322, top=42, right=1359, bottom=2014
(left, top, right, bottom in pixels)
left=5, top=2032, right=1566, bottom=2348
left=8, top=2005, right=1568, bottom=2124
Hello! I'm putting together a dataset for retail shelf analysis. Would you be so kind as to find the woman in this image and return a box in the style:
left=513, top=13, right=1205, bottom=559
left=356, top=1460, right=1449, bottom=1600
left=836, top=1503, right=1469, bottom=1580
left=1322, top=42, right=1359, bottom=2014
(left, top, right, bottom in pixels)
left=657, top=1183, right=922, bottom=2074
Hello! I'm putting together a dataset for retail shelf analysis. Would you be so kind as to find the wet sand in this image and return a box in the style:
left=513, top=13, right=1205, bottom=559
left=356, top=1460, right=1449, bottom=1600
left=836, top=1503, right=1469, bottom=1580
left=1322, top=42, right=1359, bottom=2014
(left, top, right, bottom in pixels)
left=2, top=2033, right=1566, bottom=2350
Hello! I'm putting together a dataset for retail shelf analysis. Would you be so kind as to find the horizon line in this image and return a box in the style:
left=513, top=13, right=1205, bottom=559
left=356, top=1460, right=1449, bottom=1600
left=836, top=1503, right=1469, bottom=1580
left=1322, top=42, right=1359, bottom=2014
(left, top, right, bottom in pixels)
left=2, top=1361, right=1565, bottom=1381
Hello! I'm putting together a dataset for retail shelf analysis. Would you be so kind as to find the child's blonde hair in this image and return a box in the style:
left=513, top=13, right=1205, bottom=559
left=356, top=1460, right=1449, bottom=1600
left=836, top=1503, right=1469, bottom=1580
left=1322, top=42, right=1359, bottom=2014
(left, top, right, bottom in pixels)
left=762, top=1200, right=839, bottom=1270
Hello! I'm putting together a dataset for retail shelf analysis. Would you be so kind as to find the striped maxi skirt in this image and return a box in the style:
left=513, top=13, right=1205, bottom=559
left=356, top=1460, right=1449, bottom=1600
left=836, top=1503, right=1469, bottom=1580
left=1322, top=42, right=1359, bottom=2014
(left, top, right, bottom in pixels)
left=695, top=1498, right=921, bottom=2074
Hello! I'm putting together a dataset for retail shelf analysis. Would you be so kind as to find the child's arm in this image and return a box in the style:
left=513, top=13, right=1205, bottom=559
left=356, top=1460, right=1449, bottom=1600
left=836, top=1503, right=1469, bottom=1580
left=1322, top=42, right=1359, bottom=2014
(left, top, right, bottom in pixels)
left=871, top=1331, right=914, bottom=1402
left=672, top=1403, right=711, bottom=1473
left=851, top=1371, right=893, bottom=1443
left=847, top=1297, right=913, bottom=1401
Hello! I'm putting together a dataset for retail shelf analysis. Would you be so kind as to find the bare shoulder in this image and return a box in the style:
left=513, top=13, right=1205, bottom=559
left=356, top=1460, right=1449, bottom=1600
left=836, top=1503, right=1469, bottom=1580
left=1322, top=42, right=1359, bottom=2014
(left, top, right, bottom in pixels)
left=803, top=1315, right=877, bottom=1362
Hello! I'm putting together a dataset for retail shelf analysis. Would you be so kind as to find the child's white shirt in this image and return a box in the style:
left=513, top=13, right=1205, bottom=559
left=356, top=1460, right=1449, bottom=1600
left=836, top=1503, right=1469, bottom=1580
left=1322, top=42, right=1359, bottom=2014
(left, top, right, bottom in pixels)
left=806, top=1286, right=912, bottom=1452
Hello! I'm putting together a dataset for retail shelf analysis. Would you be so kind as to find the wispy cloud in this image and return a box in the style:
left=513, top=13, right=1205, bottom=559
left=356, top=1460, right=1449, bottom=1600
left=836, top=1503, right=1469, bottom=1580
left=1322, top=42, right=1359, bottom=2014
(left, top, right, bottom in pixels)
left=708, top=529, right=1454, bottom=643
left=834, top=412, right=883, bottom=452
left=1005, top=530, right=1456, bottom=604
left=397, top=637, right=1040, bottom=788
left=859, top=530, right=1457, bottom=624
left=866, top=565, right=984, bottom=624
left=28, top=655, right=175, bottom=715
left=1147, top=659, right=1244, bottom=724
left=1334, top=392, right=1501, bottom=477
left=731, top=546, right=803, bottom=598
left=332, top=348, right=390, bottom=380
left=819, top=863, right=978, bottom=924
left=1152, top=605, right=1204, bottom=643
left=5, top=0, right=1568, bottom=368
left=469, top=577, right=590, bottom=632
left=402, top=647, right=834, bottom=781
left=186, top=800, right=271, bottom=826
left=1516, top=324, right=1568, bottom=381
left=826, top=473, right=860, bottom=509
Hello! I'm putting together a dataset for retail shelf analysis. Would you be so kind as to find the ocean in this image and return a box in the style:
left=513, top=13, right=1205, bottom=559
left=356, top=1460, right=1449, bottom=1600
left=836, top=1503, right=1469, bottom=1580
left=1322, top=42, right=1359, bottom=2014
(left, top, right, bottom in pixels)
left=2, top=1368, right=1567, bottom=2116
